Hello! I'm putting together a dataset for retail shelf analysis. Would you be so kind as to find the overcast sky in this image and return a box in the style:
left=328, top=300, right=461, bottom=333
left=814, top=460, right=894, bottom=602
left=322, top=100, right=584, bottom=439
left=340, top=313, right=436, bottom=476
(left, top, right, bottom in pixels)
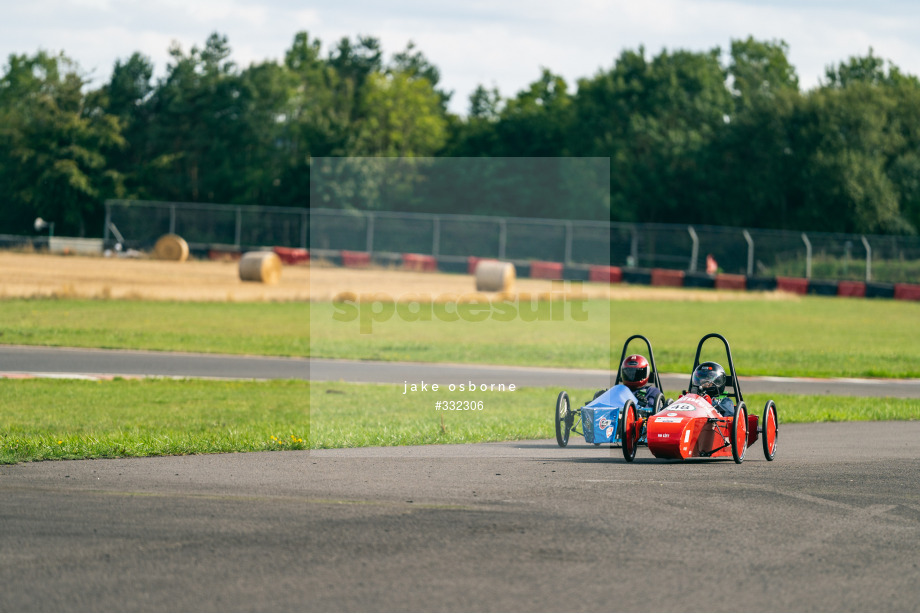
left=3, top=0, right=920, bottom=115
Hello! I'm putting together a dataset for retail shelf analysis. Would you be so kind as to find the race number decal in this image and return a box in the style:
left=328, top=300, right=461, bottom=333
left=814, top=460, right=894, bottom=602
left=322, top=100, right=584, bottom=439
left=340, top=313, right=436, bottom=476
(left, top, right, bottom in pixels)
left=667, top=395, right=712, bottom=411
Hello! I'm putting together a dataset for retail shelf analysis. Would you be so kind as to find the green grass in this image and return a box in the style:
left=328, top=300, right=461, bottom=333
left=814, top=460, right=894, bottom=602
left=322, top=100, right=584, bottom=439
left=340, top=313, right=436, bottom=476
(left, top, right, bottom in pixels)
left=310, top=297, right=920, bottom=378
left=2, top=294, right=920, bottom=378
left=0, top=378, right=309, bottom=464
left=0, top=299, right=309, bottom=356
left=311, top=383, right=920, bottom=448
left=2, top=378, right=917, bottom=464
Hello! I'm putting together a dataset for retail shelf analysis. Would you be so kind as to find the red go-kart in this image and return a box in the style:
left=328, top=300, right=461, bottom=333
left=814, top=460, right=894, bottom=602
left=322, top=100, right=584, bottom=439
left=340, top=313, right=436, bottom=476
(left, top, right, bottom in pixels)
left=621, top=333, right=779, bottom=464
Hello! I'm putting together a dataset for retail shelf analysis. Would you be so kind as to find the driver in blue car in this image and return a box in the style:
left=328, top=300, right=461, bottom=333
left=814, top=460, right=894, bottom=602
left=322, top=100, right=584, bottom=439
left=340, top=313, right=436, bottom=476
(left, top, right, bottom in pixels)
left=621, top=354, right=662, bottom=410
left=691, top=361, right=735, bottom=416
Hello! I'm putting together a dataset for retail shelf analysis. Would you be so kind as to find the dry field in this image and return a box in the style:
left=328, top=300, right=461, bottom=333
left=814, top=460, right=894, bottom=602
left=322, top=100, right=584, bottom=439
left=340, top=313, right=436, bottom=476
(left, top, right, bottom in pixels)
left=0, top=251, right=797, bottom=302
left=0, top=251, right=308, bottom=302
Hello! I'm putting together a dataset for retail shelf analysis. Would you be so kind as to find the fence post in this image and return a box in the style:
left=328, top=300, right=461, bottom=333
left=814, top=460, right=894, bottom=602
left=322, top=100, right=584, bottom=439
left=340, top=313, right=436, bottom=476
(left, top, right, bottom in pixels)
left=366, top=212, right=375, bottom=254
left=743, top=229, right=754, bottom=277
left=169, top=205, right=176, bottom=235
left=688, top=226, right=699, bottom=272
left=564, top=222, right=573, bottom=265
left=498, top=219, right=507, bottom=260
left=802, top=233, right=812, bottom=279
left=103, top=202, right=111, bottom=243
left=432, top=217, right=440, bottom=258
left=629, top=226, right=638, bottom=267
left=235, top=206, right=242, bottom=249
left=861, top=235, right=872, bottom=282
left=301, top=211, right=308, bottom=249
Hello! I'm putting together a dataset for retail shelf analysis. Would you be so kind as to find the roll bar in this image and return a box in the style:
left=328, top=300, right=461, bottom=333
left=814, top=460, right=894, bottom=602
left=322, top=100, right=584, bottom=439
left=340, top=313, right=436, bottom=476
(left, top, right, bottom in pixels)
left=614, top=334, right=664, bottom=393
left=688, top=333, right=743, bottom=405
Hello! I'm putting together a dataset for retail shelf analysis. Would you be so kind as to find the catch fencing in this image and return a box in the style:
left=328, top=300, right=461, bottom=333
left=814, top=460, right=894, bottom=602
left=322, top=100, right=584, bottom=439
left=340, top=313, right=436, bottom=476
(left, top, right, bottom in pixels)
left=103, top=200, right=920, bottom=284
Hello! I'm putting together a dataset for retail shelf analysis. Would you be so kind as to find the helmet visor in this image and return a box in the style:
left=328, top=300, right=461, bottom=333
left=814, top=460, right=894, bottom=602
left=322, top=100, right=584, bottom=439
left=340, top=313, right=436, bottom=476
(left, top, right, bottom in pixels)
left=622, top=365, right=648, bottom=383
left=692, top=365, right=726, bottom=393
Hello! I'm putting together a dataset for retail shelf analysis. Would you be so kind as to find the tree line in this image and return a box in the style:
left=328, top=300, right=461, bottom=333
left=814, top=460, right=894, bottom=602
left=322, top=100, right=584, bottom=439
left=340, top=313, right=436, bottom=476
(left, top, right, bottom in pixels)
left=1, top=32, right=919, bottom=238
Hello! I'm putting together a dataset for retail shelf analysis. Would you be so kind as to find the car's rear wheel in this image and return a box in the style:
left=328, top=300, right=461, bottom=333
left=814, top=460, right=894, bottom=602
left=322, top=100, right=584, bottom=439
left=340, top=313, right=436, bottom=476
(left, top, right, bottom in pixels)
left=555, top=391, right=572, bottom=447
left=731, top=402, right=747, bottom=463
left=621, top=400, right=638, bottom=462
left=762, top=400, right=778, bottom=461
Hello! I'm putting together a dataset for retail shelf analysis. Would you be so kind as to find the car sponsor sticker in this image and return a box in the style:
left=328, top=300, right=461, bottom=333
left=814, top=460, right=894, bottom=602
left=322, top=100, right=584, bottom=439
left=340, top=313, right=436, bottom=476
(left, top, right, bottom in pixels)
left=598, top=418, right=611, bottom=430
left=605, top=426, right=614, bottom=438
left=654, top=417, right=683, bottom=423
left=667, top=413, right=678, bottom=417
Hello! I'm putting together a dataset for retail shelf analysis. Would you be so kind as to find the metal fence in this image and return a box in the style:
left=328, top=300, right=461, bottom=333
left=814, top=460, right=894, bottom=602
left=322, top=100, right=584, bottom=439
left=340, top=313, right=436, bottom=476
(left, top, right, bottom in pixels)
left=104, top=200, right=920, bottom=284
left=104, top=200, right=308, bottom=251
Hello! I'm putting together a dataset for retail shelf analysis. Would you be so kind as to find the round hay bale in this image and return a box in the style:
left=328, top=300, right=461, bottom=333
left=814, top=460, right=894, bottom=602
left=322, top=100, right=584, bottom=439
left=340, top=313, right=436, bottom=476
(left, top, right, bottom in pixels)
left=239, top=251, right=282, bottom=284
left=153, top=234, right=189, bottom=262
left=475, top=260, right=515, bottom=292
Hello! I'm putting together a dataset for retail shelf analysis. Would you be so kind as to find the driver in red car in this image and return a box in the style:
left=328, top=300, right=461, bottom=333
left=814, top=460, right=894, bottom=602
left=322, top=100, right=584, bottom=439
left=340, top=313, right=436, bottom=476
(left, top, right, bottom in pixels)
left=621, top=354, right=662, bottom=409
left=691, top=362, right=735, bottom=416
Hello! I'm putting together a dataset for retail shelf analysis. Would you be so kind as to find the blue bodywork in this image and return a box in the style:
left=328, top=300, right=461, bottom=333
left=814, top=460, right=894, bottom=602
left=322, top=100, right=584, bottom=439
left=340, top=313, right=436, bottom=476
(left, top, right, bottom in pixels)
left=580, top=385, right=639, bottom=444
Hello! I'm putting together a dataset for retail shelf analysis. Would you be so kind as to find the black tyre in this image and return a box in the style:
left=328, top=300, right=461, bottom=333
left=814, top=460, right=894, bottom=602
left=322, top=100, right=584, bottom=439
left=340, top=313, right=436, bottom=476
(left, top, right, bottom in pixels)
left=762, top=400, right=778, bottom=461
left=555, top=391, right=572, bottom=447
left=621, top=400, right=638, bottom=462
left=731, top=402, right=748, bottom=464
left=653, top=394, right=664, bottom=414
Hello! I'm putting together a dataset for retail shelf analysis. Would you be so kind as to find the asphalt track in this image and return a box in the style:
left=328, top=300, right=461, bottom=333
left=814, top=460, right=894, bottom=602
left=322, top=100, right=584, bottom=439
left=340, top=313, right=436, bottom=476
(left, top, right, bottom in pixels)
left=3, top=344, right=920, bottom=397
left=2, top=345, right=919, bottom=611
left=2, top=423, right=920, bottom=612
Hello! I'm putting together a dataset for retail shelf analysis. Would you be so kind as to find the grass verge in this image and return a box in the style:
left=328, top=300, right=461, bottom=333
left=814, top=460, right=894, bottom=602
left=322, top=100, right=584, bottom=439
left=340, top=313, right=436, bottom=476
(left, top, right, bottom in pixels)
left=0, top=299, right=309, bottom=356
left=310, top=297, right=920, bottom=378
left=1, top=296, right=920, bottom=378
left=0, top=378, right=308, bottom=464
left=2, top=378, right=917, bottom=464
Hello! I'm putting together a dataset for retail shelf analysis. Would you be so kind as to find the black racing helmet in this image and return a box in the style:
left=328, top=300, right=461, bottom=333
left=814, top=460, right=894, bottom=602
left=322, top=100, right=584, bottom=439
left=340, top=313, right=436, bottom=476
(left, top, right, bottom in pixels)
left=692, top=362, right=727, bottom=396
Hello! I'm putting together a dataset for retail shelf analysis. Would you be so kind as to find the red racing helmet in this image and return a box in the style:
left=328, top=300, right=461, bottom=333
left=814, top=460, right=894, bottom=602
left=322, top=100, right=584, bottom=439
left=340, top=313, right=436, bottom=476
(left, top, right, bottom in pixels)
left=621, top=354, right=650, bottom=390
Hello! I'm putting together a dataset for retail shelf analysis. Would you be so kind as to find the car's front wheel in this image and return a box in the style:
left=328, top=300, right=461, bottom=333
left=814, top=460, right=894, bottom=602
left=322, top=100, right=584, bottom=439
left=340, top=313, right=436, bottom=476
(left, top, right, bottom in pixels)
left=731, top=402, right=748, bottom=463
left=555, top=391, right=572, bottom=447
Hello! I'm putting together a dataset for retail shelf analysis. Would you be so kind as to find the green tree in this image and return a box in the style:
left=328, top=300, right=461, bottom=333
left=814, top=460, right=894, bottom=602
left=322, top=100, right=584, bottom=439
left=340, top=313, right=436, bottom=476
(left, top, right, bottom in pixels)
left=570, top=46, right=732, bottom=223
left=391, top=41, right=451, bottom=110
left=443, top=84, right=502, bottom=157
left=495, top=68, right=572, bottom=157
left=792, top=53, right=914, bottom=233
left=273, top=31, right=355, bottom=206
left=327, top=35, right=382, bottom=129
left=89, top=52, right=155, bottom=200
left=0, top=50, right=123, bottom=235
left=139, top=33, right=255, bottom=203
left=715, top=38, right=801, bottom=228
left=353, top=70, right=448, bottom=157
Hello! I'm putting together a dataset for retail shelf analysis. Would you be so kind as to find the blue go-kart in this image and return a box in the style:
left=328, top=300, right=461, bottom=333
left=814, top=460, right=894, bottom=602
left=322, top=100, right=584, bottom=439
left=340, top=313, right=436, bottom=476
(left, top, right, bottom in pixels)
left=554, top=334, right=668, bottom=448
